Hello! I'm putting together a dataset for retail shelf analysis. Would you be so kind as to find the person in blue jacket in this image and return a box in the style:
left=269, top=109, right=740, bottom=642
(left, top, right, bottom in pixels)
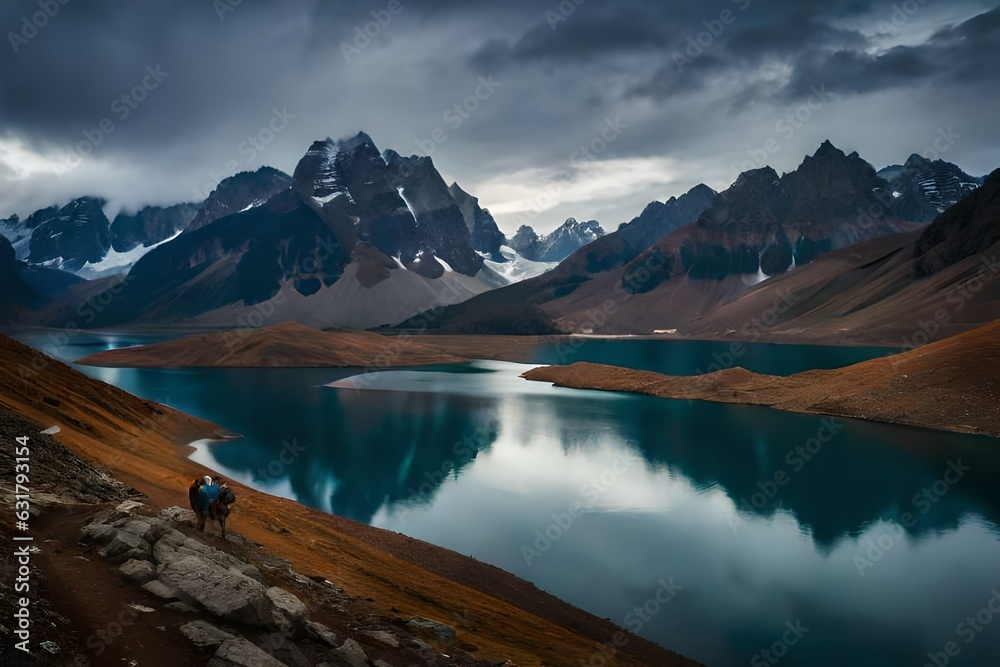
left=197, top=475, right=220, bottom=529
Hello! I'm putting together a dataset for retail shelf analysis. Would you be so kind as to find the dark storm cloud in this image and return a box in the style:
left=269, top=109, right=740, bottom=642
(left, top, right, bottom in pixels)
left=0, top=0, right=997, bottom=233
left=726, top=14, right=868, bottom=59
left=626, top=54, right=729, bottom=99
left=782, top=5, right=1000, bottom=99
left=470, top=14, right=667, bottom=70
left=783, top=46, right=934, bottom=98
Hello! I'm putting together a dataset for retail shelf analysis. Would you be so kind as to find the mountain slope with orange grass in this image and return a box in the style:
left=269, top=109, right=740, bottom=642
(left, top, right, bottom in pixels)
left=524, top=320, right=1000, bottom=437
left=0, top=332, right=698, bottom=666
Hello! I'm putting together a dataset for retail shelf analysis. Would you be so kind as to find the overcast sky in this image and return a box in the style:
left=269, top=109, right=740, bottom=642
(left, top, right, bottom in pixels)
left=1, top=0, right=998, bottom=234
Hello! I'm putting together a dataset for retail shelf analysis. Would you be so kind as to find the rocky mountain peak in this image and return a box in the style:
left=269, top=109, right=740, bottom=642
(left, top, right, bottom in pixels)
left=877, top=154, right=984, bottom=222
left=382, top=150, right=484, bottom=276
left=813, top=139, right=840, bottom=158
left=682, top=184, right=718, bottom=202
left=184, top=167, right=293, bottom=234
left=27, top=197, right=112, bottom=271
left=732, top=166, right=781, bottom=190
left=293, top=138, right=350, bottom=203
left=780, top=143, right=888, bottom=238
left=293, top=133, right=491, bottom=277
left=904, top=153, right=932, bottom=170
left=507, top=218, right=605, bottom=263
left=508, top=225, right=541, bottom=254
left=448, top=182, right=506, bottom=260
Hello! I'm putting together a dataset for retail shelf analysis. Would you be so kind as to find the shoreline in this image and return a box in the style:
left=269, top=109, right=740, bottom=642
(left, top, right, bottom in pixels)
left=110, top=422, right=698, bottom=665
left=61, top=324, right=909, bottom=371
left=521, top=321, right=1000, bottom=439
left=0, top=331, right=696, bottom=666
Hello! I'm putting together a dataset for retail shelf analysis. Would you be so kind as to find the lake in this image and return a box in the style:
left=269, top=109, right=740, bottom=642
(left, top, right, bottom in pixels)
left=10, top=330, right=1000, bottom=666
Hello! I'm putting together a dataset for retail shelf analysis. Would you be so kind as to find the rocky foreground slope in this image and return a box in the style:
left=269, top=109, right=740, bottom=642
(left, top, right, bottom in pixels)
left=523, top=319, right=1000, bottom=438
left=0, top=333, right=696, bottom=666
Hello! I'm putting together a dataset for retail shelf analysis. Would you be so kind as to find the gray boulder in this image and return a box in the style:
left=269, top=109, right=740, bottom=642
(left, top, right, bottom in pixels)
left=305, top=620, right=338, bottom=647
left=159, top=505, right=198, bottom=526
left=111, top=499, right=147, bottom=517
left=208, top=637, right=288, bottom=667
left=81, top=522, right=118, bottom=544
left=141, top=579, right=181, bottom=601
left=266, top=587, right=307, bottom=631
left=118, top=559, right=155, bottom=584
left=179, top=620, right=235, bottom=650
left=158, top=555, right=276, bottom=628
left=97, top=528, right=151, bottom=563
left=333, top=638, right=369, bottom=667
left=153, top=529, right=263, bottom=582
left=118, top=518, right=169, bottom=543
left=258, top=632, right=312, bottom=667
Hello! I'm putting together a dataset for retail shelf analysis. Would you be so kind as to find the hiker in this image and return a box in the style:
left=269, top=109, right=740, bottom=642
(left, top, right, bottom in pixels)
left=196, top=475, right=220, bottom=532
left=213, top=478, right=237, bottom=539
left=217, top=478, right=236, bottom=508
left=188, top=476, right=204, bottom=515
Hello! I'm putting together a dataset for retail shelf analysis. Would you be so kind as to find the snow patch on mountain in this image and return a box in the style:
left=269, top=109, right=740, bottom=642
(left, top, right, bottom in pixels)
left=76, top=230, right=183, bottom=280
left=483, top=246, right=558, bottom=284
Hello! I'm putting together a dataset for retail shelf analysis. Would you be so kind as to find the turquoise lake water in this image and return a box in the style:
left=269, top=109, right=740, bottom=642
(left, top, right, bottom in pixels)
left=10, top=330, right=1000, bottom=666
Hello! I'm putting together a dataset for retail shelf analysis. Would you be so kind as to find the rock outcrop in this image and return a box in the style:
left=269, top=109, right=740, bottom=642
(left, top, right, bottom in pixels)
left=82, top=503, right=286, bottom=631
left=77, top=500, right=498, bottom=666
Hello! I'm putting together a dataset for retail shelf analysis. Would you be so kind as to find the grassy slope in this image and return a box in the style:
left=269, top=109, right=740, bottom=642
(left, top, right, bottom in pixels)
left=0, top=333, right=696, bottom=666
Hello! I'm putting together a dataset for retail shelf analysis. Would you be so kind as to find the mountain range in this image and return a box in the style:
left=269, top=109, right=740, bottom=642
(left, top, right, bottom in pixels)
left=414, top=141, right=989, bottom=337
left=0, top=135, right=991, bottom=339
left=683, top=167, right=1000, bottom=345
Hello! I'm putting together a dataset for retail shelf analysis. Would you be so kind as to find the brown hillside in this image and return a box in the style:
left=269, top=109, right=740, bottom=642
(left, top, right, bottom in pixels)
left=524, top=319, right=1000, bottom=437
left=77, top=322, right=468, bottom=368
